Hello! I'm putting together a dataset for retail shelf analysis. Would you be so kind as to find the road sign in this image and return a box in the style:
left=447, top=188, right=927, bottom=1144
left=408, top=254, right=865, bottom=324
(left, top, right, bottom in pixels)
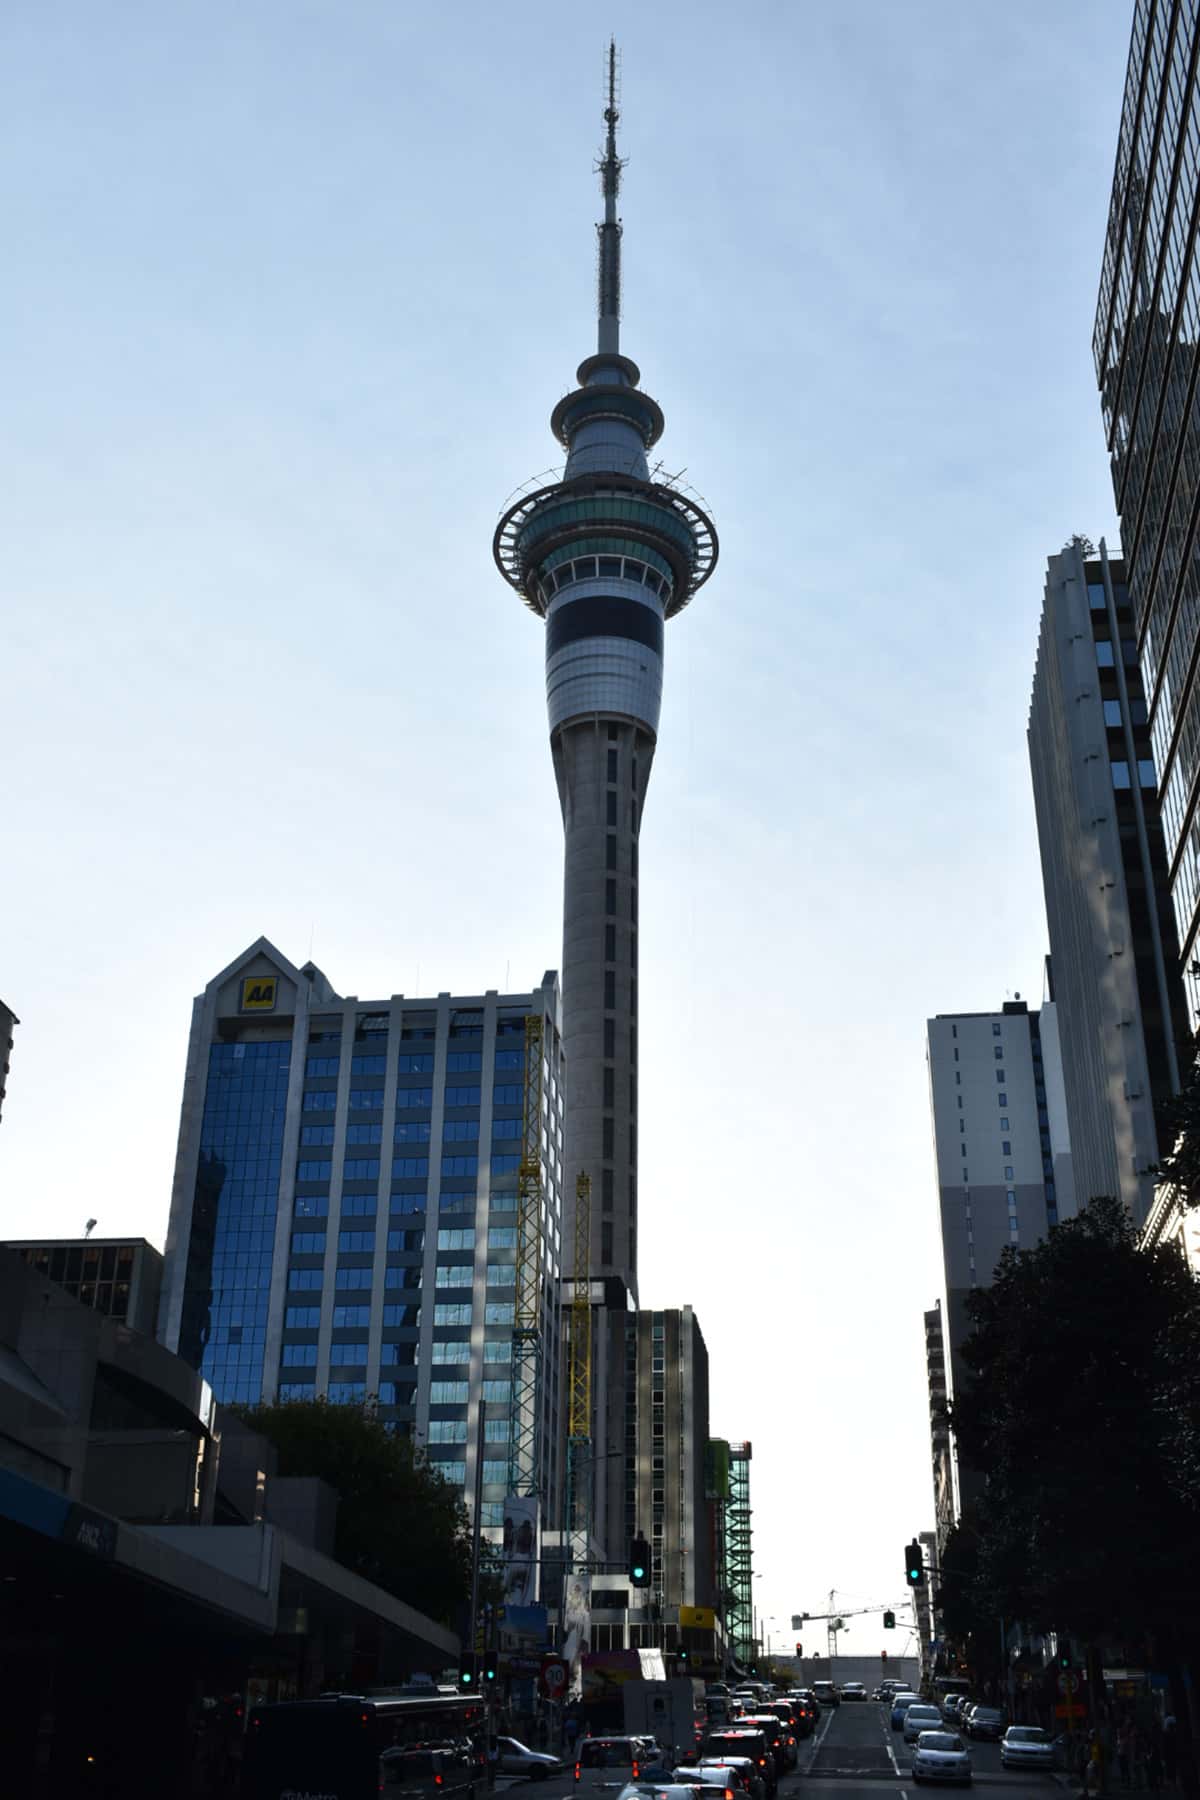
left=541, top=1657, right=567, bottom=1697
left=1058, top=1672, right=1079, bottom=1696
left=1055, top=1702, right=1087, bottom=1720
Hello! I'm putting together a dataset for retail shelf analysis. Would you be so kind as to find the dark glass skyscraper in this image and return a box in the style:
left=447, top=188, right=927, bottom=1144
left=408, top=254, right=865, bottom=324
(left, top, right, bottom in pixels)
left=1095, top=0, right=1200, bottom=1019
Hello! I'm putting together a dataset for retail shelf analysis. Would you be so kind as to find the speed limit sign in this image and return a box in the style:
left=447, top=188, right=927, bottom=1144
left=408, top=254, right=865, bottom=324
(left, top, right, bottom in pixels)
left=541, top=1657, right=567, bottom=1696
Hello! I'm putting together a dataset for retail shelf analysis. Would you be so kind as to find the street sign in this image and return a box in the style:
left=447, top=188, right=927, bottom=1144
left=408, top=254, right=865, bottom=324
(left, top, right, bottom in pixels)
left=791, top=1614, right=804, bottom=1630
left=1055, top=1702, right=1087, bottom=1720
left=1058, top=1672, right=1079, bottom=1696
left=541, top=1657, right=567, bottom=1697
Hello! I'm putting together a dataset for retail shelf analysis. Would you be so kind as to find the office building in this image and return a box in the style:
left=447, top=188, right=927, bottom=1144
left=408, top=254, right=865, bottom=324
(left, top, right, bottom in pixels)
left=626, top=1307, right=713, bottom=1619
left=0, top=998, right=17, bottom=1125
left=493, top=57, right=717, bottom=1564
left=1029, top=541, right=1187, bottom=1226
left=5, top=1237, right=162, bottom=1336
left=923, top=1301, right=955, bottom=1548
left=159, top=938, right=564, bottom=1529
left=1094, top=0, right=1200, bottom=1021
left=926, top=998, right=1075, bottom=1402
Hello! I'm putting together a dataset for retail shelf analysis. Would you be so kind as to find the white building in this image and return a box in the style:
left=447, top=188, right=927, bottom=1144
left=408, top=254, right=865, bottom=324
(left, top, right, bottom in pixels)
left=926, top=997, right=1075, bottom=1412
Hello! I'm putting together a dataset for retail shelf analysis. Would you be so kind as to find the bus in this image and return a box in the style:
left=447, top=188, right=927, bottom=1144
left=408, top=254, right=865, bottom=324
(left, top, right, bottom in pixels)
left=242, top=1688, right=488, bottom=1800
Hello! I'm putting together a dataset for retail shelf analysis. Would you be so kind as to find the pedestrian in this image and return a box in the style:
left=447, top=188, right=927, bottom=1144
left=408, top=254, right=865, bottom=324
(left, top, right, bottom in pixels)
left=487, top=1738, right=499, bottom=1789
left=1163, top=1718, right=1178, bottom=1787
left=1118, top=1721, right=1133, bottom=1788
left=1147, top=1733, right=1164, bottom=1794
left=565, top=1716, right=579, bottom=1756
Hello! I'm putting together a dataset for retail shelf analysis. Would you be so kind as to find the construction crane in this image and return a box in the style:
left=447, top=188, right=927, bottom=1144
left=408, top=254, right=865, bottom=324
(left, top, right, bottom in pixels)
left=563, top=1170, right=592, bottom=1571
left=796, top=1594, right=913, bottom=1660
left=507, top=1014, right=545, bottom=1496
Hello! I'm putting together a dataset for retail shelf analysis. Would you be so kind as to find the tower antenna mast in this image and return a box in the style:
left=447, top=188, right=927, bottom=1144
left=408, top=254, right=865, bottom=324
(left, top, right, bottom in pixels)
left=597, top=38, right=624, bottom=355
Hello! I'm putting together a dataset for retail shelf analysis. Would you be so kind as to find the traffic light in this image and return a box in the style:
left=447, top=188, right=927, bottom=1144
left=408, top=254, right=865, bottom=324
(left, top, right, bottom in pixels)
left=881, top=1650, right=888, bottom=1664
left=482, top=1651, right=498, bottom=1684
left=905, top=1541, right=923, bottom=1586
left=795, top=1642, right=803, bottom=1657
left=630, top=1535, right=651, bottom=1588
left=678, top=1646, right=689, bottom=1664
left=1058, top=1648, right=1072, bottom=1670
left=459, top=1656, right=476, bottom=1687
left=884, top=1611, right=896, bottom=1629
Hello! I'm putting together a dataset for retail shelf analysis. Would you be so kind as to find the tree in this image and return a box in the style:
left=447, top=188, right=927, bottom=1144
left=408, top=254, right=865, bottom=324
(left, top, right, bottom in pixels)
left=948, top=1198, right=1200, bottom=1789
left=236, top=1398, right=487, bottom=1625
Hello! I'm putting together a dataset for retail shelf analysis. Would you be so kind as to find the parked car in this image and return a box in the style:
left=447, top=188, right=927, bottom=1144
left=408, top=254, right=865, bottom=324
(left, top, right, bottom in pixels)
left=963, top=1708, right=1006, bottom=1743
left=499, top=1738, right=562, bottom=1780
left=840, top=1683, right=867, bottom=1703
left=904, top=1706, right=946, bottom=1746
left=1000, top=1726, right=1056, bottom=1771
left=890, top=1694, right=920, bottom=1730
left=699, top=1730, right=777, bottom=1798
left=910, top=1730, right=972, bottom=1786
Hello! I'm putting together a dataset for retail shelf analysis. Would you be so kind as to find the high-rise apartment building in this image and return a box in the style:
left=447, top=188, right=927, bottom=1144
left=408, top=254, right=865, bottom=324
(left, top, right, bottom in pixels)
left=1028, top=542, right=1186, bottom=1226
left=1095, top=0, right=1200, bottom=1020
left=493, top=56, right=717, bottom=1564
left=626, top=1307, right=713, bottom=1620
left=926, top=999, right=1075, bottom=1401
left=159, top=939, right=564, bottom=1527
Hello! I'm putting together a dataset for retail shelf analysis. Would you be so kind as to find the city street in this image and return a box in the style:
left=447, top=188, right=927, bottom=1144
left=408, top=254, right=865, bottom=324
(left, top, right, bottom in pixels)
left=495, top=1700, right=1064, bottom=1800
left=799, top=1698, right=1060, bottom=1797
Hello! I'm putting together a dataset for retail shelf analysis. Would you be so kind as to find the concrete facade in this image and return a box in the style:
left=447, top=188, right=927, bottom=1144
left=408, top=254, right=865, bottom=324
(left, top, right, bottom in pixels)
left=926, top=1000, right=1075, bottom=1407
left=160, top=938, right=565, bottom=1534
left=1028, top=542, right=1186, bottom=1227
left=627, top=1306, right=714, bottom=1617
left=5, top=1237, right=163, bottom=1336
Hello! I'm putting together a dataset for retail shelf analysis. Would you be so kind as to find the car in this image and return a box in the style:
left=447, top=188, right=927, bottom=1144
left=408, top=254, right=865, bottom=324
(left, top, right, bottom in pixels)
left=615, top=1786, right=731, bottom=1800
left=963, top=1707, right=1006, bottom=1743
left=738, top=1715, right=793, bottom=1775
left=841, top=1683, right=867, bottom=1703
left=910, top=1730, right=972, bottom=1786
left=1000, top=1726, right=1056, bottom=1770
left=941, top=1697, right=967, bottom=1724
left=811, top=1681, right=840, bottom=1707
left=674, top=1760, right=764, bottom=1800
left=380, top=1745, right=478, bottom=1800
left=904, top=1706, right=946, bottom=1746
left=574, top=1738, right=652, bottom=1789
left=890, top=1694, right=920, bottom=1730
left=757, top=1703, right=808, bottom=1751
left=499, top=1737, right=562, bottom=1780
left=698, top=1730, right=777, bottom=1798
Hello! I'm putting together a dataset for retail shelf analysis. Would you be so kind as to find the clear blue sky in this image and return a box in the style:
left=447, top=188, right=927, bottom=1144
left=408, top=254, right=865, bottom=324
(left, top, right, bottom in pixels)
left=2, top=0, right=1131, bottom=1654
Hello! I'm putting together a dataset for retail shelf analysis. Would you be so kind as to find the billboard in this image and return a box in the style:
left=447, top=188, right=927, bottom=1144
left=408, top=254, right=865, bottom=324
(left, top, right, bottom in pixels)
left=502, top=1495, right=540, bottom=1607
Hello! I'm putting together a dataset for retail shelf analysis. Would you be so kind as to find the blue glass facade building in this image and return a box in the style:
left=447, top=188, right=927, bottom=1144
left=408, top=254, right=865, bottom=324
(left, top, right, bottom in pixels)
left=178, top=1040, right=291, bottom=1404
left=160, top=940, right=564, bottom=1527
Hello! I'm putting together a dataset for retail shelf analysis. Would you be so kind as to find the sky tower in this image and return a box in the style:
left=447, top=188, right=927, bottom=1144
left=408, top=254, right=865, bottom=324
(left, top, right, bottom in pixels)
left=495, top=49, right=718, bottom=1312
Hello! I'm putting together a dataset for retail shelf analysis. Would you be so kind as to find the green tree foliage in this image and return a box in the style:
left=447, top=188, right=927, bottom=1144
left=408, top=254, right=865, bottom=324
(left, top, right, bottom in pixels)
left=948, top=1197, right=1200, bottom=1646
left=236, top=1398, right=482, bottom=1624
left=1152, top=1036, right=1200, bottom=1212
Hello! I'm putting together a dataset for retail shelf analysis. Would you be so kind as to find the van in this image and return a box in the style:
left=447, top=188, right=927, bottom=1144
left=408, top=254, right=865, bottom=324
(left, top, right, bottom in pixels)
left=574, top=1735, right=657, bottom=1790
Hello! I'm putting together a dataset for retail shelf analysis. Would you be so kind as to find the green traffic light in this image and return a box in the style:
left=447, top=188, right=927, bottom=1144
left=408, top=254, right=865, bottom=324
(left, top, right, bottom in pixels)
left=632, top=1565, right=646, bottom=1581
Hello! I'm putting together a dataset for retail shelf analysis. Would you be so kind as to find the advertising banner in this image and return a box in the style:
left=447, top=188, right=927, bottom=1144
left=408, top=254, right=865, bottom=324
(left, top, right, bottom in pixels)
left=581, top=1649, right=641, bottom=1702
left=502, top=1495, right=540, bottom=1607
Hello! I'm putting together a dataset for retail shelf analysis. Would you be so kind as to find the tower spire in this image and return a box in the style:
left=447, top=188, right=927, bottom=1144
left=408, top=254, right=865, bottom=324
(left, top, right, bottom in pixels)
left=597, top=39, right=623, bottom=356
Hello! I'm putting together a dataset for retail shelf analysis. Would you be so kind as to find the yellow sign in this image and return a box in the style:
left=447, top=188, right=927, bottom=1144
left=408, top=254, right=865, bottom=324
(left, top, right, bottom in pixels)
left=678, top=1606, right=716, bottom=1631
left=241, top=976, right=278, bottom=1012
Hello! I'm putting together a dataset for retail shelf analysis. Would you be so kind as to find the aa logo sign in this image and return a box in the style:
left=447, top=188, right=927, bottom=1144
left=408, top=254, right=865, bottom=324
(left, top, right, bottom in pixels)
left=241, top=977, right=277, bottom=1012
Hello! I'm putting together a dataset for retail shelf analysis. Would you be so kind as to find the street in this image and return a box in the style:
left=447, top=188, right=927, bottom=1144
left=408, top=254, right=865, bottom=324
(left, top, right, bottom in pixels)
left=802, top=1700, right=1059, bottom=1796
left=495, top=1699, right=1062, bottom=1800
